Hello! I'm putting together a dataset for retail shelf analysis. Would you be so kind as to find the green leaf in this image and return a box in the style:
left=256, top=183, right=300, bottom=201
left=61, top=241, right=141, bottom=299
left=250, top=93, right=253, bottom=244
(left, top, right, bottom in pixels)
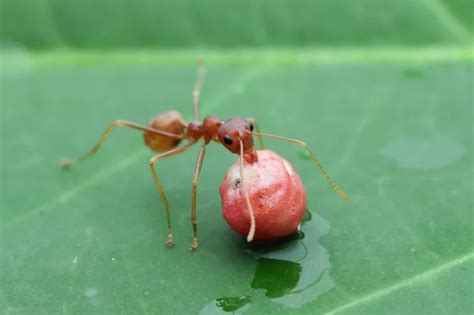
left=1, top=1, right=473, bottom=314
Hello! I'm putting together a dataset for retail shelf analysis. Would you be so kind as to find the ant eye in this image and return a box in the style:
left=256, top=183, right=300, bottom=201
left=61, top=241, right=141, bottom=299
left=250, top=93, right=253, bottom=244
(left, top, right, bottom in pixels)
left=249, top=122, right=254, bottom=132
left=223, top=135, right=233, bottom=145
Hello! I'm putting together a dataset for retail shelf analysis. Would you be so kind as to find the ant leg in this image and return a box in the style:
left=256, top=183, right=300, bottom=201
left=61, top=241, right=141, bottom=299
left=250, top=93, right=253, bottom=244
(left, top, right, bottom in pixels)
left=189, top=143, right=207, bottom=251
left=61, top=120, right=182, bottom=168
left=149, top=143, right=193, bottom=247
left=247, top=117, right=265, bottom=149
left=239, top=140, right=256, bottom=242
left=192, top=60, right=206, bottom=121
left=251, top=132, right=348, bottom=200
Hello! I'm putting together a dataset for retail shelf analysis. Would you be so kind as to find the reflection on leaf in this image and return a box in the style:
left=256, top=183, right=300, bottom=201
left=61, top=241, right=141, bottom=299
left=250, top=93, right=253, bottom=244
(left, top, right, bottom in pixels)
left=245, top=230, right=305, bottom=254
left=244, top=209, right=311, bottom=255
left=251, top=258, right=302, bottom=298
left=248, top=213, right=335, bottom=310
left=302, top=209, right=312, bottom=222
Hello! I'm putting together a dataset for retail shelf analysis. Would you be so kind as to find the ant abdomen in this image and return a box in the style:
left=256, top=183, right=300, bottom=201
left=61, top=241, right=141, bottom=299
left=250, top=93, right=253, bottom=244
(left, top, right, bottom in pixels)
left=144, top=110, right=186, bottom=152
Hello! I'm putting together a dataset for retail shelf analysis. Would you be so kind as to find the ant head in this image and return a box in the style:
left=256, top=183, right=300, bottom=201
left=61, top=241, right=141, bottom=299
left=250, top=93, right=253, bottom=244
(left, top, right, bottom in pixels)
left=217, top=117, right=255, bottom=156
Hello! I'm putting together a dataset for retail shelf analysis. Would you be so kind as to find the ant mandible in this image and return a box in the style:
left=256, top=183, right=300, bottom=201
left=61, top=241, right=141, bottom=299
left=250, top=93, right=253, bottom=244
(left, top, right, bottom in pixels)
left=61, top=61, right=348, bottom=251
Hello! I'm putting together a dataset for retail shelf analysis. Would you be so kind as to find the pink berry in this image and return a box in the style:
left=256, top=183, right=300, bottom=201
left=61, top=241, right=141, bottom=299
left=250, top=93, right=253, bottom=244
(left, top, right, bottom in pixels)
left=220, top=150, right=307, bottom=242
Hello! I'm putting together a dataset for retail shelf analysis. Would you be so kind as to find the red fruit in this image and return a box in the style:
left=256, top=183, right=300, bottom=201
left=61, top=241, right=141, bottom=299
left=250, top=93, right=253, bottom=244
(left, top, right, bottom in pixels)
left=220, top=150, right=307, bottom=242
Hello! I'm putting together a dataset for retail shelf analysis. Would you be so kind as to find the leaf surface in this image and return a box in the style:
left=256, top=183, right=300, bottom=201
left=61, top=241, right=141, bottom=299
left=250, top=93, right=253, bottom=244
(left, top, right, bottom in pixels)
left=1, top=1, right=473, bottom=314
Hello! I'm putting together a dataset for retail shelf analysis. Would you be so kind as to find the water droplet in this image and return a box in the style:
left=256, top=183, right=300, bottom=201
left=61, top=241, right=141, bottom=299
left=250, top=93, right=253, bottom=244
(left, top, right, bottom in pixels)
left=216, top=296, right=252, bottom=312
left=249, top=213, right=333, bottom=309
left=200, top=296, right=251, bottom=314
left=205, top=211, right=333, bottom=312
left=379, top=135, right=465, bottom=170
left=84, top=288, right=97, bottom=298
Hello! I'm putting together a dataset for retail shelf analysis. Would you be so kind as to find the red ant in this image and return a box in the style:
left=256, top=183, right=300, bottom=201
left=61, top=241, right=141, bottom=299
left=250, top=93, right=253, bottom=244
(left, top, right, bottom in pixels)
left=61, top=62, right=347, bottom=251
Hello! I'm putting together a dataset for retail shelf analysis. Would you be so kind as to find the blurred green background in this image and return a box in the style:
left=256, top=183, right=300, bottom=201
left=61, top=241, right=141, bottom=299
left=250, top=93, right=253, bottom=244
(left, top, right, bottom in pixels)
left=1, top=0, right=474, bottom=48
left=0, top=0, right=473, bottom=314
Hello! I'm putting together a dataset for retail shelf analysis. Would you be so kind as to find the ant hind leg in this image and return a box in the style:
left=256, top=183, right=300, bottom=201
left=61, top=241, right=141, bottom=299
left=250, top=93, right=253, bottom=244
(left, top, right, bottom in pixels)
left=192, top=60, right=206, bottom=121
left=61, top=120, right=181, bottom=168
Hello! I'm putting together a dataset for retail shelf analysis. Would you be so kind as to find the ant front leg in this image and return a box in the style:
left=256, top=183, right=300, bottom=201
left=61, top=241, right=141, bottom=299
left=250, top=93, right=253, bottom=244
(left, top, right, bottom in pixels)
left=190, top=143, right=207, bottom=251
left=247, top=117, right=265, bottom=149
left=251, top=132, right=348, bottom=200
left=239, top=140, right=256, bottom=242
left=149, top=143, right=193, bottom=247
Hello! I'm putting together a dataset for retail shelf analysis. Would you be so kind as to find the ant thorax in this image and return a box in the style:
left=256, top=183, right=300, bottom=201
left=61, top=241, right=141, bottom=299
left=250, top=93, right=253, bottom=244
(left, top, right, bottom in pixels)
left=185, top=115, right=222, bottom=144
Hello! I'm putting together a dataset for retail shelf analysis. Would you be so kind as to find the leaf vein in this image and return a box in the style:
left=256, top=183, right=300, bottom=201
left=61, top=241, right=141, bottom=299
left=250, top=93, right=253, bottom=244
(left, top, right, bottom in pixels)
left=0, top=149, right=148, bottom=232
left=325, top=251, right=474, bottom=314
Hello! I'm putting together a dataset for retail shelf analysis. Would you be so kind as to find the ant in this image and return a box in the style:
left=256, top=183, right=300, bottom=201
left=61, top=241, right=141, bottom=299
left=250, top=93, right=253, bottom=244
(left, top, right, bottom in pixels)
left=61, top=61, right=347, bottom=251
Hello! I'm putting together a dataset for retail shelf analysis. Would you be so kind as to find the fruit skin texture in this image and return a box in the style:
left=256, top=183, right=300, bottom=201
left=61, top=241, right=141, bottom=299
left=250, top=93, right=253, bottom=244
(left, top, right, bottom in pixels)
left=220, top=150, right=307, bottom=241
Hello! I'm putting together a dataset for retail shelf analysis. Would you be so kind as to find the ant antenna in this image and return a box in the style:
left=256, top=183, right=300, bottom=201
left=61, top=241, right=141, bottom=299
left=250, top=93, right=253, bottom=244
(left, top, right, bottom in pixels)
left=193, top=59, right=206, bottom=121
left=251, top=132, right=348, bottom=200
left=240, top=140, right=256, bottom=242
